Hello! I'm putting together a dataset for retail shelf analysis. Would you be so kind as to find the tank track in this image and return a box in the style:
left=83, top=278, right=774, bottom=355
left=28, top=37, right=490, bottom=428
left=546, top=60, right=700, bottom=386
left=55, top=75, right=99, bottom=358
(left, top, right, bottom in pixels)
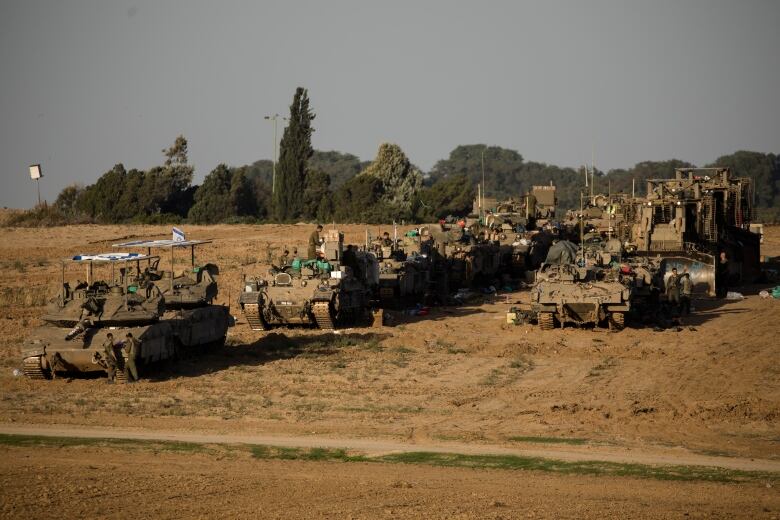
left=312, top=301, right=335, bottom=330
left=610, top=312, right=625, bottom=330
left=539, top=312, right=555, bottom=331
left=243, top=303, right=269, bottom=331
left=23, top=356, right=49, bottom=380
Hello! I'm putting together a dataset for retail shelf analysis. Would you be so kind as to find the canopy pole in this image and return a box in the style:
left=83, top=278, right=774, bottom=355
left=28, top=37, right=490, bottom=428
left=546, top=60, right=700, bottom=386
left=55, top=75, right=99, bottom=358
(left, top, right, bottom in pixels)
left=170, top=247, right=174, bottom=293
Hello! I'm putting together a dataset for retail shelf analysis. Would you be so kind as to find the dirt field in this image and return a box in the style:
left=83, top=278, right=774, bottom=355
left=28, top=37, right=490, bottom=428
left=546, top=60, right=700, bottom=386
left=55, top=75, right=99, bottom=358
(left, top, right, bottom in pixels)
left=1, top=442, right=777, bottom=520
left=0, top=221, right=778, bottom=518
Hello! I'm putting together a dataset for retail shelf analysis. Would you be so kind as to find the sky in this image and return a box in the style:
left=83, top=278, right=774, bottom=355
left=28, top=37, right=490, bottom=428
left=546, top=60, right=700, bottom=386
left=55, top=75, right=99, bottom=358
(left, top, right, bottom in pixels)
left=1, top=0, right=778, bottom=208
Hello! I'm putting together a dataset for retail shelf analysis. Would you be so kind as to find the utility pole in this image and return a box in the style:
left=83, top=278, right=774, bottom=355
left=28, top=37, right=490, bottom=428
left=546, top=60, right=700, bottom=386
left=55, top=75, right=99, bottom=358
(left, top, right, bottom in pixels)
left=481, top=148, right=486, bottom=219
left=264, top=114, right=287, bottom=194
left=28, top=164, right=43, bottom=206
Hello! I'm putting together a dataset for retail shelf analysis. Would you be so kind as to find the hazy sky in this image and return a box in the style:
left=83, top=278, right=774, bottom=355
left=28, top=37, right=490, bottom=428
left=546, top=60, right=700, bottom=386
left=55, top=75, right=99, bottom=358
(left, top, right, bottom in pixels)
left=1, top=0, right=778, bottom=208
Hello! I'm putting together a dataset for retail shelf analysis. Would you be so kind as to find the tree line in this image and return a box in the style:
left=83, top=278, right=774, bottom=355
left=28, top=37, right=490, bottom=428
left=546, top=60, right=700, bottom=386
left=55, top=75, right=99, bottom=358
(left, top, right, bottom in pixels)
left=9, top=87, right=780, bottom=226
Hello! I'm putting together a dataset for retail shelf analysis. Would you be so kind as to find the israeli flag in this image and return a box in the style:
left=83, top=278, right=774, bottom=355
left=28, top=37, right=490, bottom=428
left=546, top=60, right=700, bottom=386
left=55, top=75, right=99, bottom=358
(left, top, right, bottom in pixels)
left=172, top=227, right=186, bottom=242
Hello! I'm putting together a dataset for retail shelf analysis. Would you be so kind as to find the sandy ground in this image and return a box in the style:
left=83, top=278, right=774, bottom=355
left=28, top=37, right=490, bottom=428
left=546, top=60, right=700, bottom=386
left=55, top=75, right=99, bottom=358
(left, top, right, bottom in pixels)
left=1, top=444, right=778, bottom=520
left=0, top=221, right=778, bottom=517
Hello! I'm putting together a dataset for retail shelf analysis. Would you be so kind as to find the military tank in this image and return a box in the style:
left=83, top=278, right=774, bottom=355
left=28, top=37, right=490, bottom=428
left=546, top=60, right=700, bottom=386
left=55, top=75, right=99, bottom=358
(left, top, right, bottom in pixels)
left=21, top=252, right=230, bottom=380
left=371, top=230, right=434, bottom=306
left=528, top=263, right=631, bottom=330
left=240, top=229, right=377, bottom=330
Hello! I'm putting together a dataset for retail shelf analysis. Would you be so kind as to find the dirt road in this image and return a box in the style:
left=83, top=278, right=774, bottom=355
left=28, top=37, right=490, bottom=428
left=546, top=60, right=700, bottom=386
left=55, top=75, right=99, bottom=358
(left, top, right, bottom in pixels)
left=1, top=422, right=778, bottom=473
left=1, top=440, right=778, bottom=519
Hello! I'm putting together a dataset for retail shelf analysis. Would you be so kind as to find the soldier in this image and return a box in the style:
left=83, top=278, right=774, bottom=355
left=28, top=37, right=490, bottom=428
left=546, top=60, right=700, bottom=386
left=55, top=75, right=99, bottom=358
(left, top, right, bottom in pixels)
left=64, top=296, right=100, bottom=341
left=308, top=225, right=323, bottom=260
left=716, top=251, right=729, bottom=298
left=381, top=232, right=393, bottom=248
left=102, top=332, right=118, bottom=383
left=665, top=267, right=681, bottom=310
left=277, top=249, right=290, bottom=267
left=342, top=244, right=358, bottom=276
left=680, top=268, right=693, bottom=316
left=123, top=332, right=141, bottom=383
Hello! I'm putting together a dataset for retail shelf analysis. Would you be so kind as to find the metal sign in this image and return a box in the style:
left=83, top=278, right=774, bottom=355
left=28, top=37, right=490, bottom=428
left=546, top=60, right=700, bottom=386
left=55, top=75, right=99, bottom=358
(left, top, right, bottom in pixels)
left=29, top=164, right=43, bottom=180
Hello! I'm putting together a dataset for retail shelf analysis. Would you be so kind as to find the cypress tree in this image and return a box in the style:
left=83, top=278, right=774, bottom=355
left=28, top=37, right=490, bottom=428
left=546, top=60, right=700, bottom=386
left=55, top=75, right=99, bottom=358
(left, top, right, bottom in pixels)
left=273, top=87, right=315, bottom=221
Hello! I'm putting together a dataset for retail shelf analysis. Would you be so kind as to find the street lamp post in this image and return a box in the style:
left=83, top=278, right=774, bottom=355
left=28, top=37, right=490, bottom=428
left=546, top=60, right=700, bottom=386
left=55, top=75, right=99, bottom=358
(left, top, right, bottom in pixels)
left=264, top=114, right=279, bottom=194
left=264, top=114, right=288, bottom=194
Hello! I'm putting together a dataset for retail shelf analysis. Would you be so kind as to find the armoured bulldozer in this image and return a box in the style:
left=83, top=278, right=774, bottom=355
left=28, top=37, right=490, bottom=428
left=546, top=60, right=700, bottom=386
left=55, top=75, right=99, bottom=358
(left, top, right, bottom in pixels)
left=628, top=167, right=759, bottom=295
left=21, top=252, right=230, bottom=380
left=240, top=230, right=377, bottom=330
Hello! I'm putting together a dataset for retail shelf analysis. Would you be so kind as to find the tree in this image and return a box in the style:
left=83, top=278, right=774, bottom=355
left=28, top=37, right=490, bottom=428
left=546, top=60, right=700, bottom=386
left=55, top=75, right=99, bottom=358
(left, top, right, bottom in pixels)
left=114, top=168, right=144, bottom=221
left=417, top=174, right=475, bottom=220
left=54, top=184, right=85, bottom=218
left=302, top=169, right=333, bottom=221
left=429, top=144, right=524, bottom=195
left=359, top=143, right=423, bottom=220
left=331, top=175, right=395, bottom=223
left=76, top=163, right=127, bottom=222
left=188, top=164, right=257, bottom=223
left=188, top=164, right=232, bottom=223
left=229, top=167, right=258, bottom=217
left=309, top=150, right=364, bottom=190
left=273, top=87, right=315, bottom=221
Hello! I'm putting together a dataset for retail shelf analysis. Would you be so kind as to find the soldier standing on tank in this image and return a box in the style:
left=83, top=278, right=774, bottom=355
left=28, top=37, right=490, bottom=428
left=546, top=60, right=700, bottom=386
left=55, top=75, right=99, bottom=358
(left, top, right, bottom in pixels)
left=308, top=225, right=323, bottom=260
left=123, top=332, right=140, bottom=383
left=102, top=332, right=118, bottom=383
left=680, top=268, right=693, bottom=316
left=381, top=232, right=393, bottom=248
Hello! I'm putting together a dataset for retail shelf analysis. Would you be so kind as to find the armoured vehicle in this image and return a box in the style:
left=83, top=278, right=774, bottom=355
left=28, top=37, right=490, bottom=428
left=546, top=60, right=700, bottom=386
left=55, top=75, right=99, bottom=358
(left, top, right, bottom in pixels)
left=240, top=229, right=378, bottom=330
left=629, top=167, right=759, bottom=295
left=473, top=185, right=557, bottom=230
left=563, top=193, right=637, bottom=244
left=113, top=238, right=219, bottom=308
left=371, top=231, right=434, bottom=305
left=21, top=252, right=230, bottom=380
left=528, top=262, right=631, bottom=330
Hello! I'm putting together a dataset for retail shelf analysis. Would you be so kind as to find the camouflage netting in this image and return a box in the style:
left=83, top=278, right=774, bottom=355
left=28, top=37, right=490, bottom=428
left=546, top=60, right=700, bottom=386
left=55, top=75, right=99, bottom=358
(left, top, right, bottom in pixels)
left=360, top=143, right=423, bottom=212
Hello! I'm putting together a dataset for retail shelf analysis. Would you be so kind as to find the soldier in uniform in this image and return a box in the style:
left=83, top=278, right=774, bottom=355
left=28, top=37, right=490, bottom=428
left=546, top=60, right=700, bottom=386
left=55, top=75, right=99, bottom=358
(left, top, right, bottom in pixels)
left=123, top=332, right=141, bottom=383
left=102, top=332, right=118, bottom=383
left=308, top=225, right=323, bottom=260
left=381, top=232, right=393, bottom=248
left=716, top=251, right=729, bottom=298
left=342, top=244, right=358, bottom=276
left=65, top=296, right=101, bottom=341
left=680, top=268, right=693, bottom=316
left=277, top=249, right=290, bottom=267
left=665, top=267, right=681, bottom=311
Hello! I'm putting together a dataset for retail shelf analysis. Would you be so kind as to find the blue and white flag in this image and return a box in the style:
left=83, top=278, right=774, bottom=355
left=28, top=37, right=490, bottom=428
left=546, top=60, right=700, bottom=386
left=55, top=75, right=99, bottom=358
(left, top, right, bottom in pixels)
left=172, top=227, right=186, bottom=242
